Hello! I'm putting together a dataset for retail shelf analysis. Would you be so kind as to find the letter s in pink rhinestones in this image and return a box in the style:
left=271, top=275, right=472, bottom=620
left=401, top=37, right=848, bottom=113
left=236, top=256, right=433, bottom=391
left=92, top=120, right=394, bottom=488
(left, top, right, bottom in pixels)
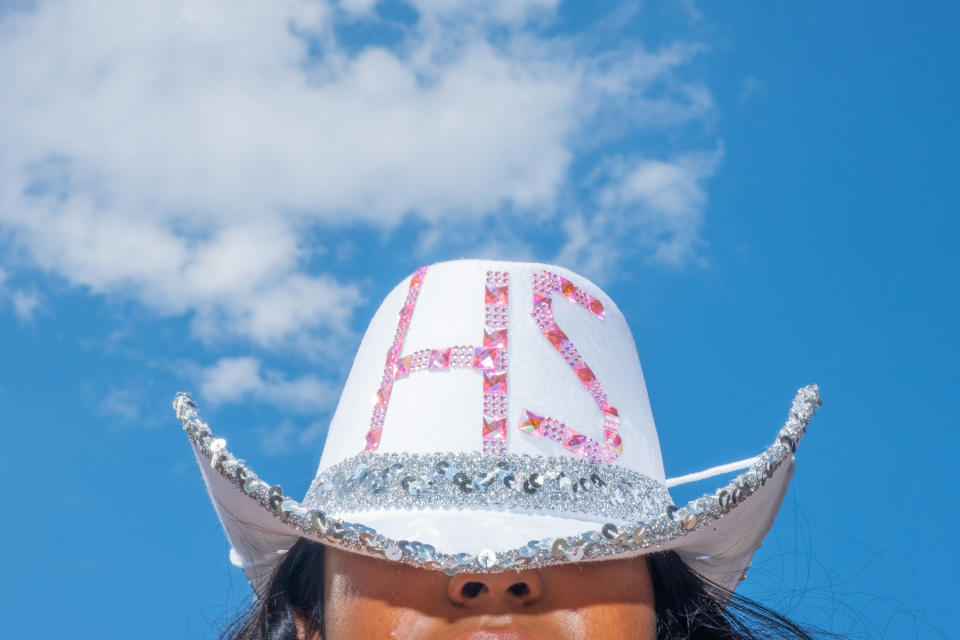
left=519, top=270, right=623, bottom=465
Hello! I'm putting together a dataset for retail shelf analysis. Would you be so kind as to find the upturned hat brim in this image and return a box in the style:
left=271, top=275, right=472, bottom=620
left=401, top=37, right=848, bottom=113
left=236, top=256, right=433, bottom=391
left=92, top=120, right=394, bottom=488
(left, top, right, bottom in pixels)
left=176, top=385, right=819, bottom=594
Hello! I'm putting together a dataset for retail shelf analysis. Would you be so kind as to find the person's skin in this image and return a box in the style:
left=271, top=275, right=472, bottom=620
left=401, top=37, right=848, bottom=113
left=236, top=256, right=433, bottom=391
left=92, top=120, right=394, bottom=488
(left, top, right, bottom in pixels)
left=304, top=545, right=656, bottom=640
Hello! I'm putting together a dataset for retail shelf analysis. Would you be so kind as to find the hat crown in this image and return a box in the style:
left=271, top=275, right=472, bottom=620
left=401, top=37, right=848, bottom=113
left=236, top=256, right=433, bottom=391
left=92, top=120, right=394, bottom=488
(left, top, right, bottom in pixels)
left=316, top=260, right=665, bottom=485
left=174, top=257, right=819, bottom=591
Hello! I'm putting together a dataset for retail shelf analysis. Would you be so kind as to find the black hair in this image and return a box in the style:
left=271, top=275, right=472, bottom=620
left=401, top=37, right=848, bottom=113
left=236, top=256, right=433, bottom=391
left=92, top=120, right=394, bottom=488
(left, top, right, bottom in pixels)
left=223, top=539, right=326, bottom=640
left=222, top=538, right=834, bottom=640
left=647, top=551, right=832, bottom=639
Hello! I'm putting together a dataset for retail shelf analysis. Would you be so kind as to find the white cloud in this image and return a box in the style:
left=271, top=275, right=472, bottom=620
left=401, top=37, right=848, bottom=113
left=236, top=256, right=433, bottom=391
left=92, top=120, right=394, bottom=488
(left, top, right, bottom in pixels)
left=0, top=0, right=716, bottom=349
left=298, top=420, right=330, bottom=445
left=200, top=357, right=338, bottom=413
left=556, top=148, right=723, bottom=279
left=339, top=0, right=379, bottom=16
left=10, top=289, right=41, bottom=320
left=739, top=75, right=762, bottom=104
left=86, top=379, right=169, bottom=429
left=97, top=386, right=148, bottom=425
left=257, top=419, right=329, bottom=456
left=602, top=152, right=716, bottom=222
left=675, top=0, right=702, bottom=23
left=258, top=421, right=301, bottom=456
left=407, top=0, right=559, bottom=24
left=0, top=266, right=43, bottom=321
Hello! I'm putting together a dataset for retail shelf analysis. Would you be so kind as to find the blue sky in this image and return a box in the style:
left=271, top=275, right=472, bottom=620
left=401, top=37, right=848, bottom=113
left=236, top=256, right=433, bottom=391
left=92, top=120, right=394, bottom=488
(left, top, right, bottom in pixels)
left=1, top=1, right=956, bottom=638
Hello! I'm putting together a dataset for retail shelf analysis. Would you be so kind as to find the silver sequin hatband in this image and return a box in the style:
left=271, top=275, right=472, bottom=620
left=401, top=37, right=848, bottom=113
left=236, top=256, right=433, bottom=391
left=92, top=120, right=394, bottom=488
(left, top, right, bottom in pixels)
left=173, top=384, right=820, bottom=577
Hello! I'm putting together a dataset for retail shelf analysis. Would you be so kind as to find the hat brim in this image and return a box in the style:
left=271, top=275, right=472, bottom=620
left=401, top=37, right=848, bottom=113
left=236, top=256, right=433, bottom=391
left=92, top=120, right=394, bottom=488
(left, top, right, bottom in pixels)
left=178, top=385, right=819, bottom=595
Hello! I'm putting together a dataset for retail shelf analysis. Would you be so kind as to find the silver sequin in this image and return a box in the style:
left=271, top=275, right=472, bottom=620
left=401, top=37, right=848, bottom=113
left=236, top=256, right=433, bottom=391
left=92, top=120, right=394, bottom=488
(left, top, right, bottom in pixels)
left=304, top=452, right=671, bottom=524
left=173, top=384, right=821, bottom=575
left=478, top=549, right=497, bottom=568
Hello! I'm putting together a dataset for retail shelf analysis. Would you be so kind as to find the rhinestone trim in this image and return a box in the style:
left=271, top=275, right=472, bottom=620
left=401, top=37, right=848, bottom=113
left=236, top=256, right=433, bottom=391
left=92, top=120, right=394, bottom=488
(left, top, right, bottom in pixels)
left=302, top=452, right=669, bottom=522
left=174, top=385, right=820, bottom=575
left=361, top=267, right=511, bottom=455
left=481, top=271, right=509, bottom=453
left=520, top=271, right=622, bottom=464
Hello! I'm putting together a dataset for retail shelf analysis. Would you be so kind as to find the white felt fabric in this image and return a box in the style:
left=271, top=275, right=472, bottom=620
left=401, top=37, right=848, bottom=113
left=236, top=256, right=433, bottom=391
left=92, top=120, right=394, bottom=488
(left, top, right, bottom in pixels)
left=192, top=441, right=295, bottom=593
left=198, top=436, right=797, bottom=593
left=188, top=259, right=801, bottom=595
left=335, top=510, right=611, bottom=555
left=671, top=456, right=796, bottom=588
left=317, top=260, right=664, bottom=481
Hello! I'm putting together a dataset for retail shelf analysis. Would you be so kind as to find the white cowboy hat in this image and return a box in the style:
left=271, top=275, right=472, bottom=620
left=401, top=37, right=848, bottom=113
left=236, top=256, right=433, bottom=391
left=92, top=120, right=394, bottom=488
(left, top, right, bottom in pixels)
left=175, top=259, right=820, bottom=594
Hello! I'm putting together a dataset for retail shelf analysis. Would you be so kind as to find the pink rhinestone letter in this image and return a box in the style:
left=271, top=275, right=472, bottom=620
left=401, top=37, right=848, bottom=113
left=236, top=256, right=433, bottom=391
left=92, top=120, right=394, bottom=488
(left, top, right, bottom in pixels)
left=519, top=270, right=622, bottom=464
left=361, top=267, right=511, bottom=455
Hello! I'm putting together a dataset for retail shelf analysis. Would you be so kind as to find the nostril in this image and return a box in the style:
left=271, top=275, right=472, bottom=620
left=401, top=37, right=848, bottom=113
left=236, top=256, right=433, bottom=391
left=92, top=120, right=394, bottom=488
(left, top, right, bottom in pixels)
left=449, top=575, right=543, bottom=606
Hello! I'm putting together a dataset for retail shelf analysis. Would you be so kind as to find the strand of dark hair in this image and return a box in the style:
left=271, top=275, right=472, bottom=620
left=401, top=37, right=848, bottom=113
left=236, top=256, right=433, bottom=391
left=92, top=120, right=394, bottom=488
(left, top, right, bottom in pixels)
left=648, top=550, right=834, bottom=639
left=222, top=538, right=835, bottom=640
left=222, top=540, right=325, bottom=640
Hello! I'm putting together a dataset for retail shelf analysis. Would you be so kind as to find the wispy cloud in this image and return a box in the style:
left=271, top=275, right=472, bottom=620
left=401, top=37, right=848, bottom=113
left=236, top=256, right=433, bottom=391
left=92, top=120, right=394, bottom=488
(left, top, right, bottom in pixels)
left=0, top=266, right=42, bottom=321
left=739, top=75, right=762, bottom=105
left=257, top=419, right=329, bottom=456
left=86, top=378, right=170, bottom=429
left=199, top=356, right=337, bottom=454
left=0, top=1, right=721, bottom=456
left=9, top=289, right=40, bottom=320
left=200, top=357, right=338, bottom=413
left=96, top=386, right=150, bottom=425
left=556, top=147, right=723, bottom=280
left=0, top=0, right=717, bottom=350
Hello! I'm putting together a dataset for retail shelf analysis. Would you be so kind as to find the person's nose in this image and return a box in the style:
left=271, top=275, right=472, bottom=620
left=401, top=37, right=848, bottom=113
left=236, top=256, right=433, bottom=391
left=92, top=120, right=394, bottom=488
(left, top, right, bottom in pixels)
left=447, top=569, right=544, bottom=608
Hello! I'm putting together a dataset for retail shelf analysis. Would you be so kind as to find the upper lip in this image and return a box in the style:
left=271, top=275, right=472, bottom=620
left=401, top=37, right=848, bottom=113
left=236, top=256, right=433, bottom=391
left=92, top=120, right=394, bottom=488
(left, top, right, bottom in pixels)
left=449, top=630, right=540, bottom=640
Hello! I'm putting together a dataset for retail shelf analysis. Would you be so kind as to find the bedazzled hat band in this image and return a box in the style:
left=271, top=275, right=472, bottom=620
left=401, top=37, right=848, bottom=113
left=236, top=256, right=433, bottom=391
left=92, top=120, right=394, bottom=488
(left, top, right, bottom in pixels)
left=173, top=384, right=819, bottom=575
left=302, top=452, right=671, bottom=523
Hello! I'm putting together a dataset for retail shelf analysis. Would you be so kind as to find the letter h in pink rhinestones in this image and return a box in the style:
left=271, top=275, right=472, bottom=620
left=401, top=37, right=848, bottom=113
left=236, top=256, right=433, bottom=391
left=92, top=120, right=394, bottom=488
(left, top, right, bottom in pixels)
left=361, top=267, right=510, bottom=454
